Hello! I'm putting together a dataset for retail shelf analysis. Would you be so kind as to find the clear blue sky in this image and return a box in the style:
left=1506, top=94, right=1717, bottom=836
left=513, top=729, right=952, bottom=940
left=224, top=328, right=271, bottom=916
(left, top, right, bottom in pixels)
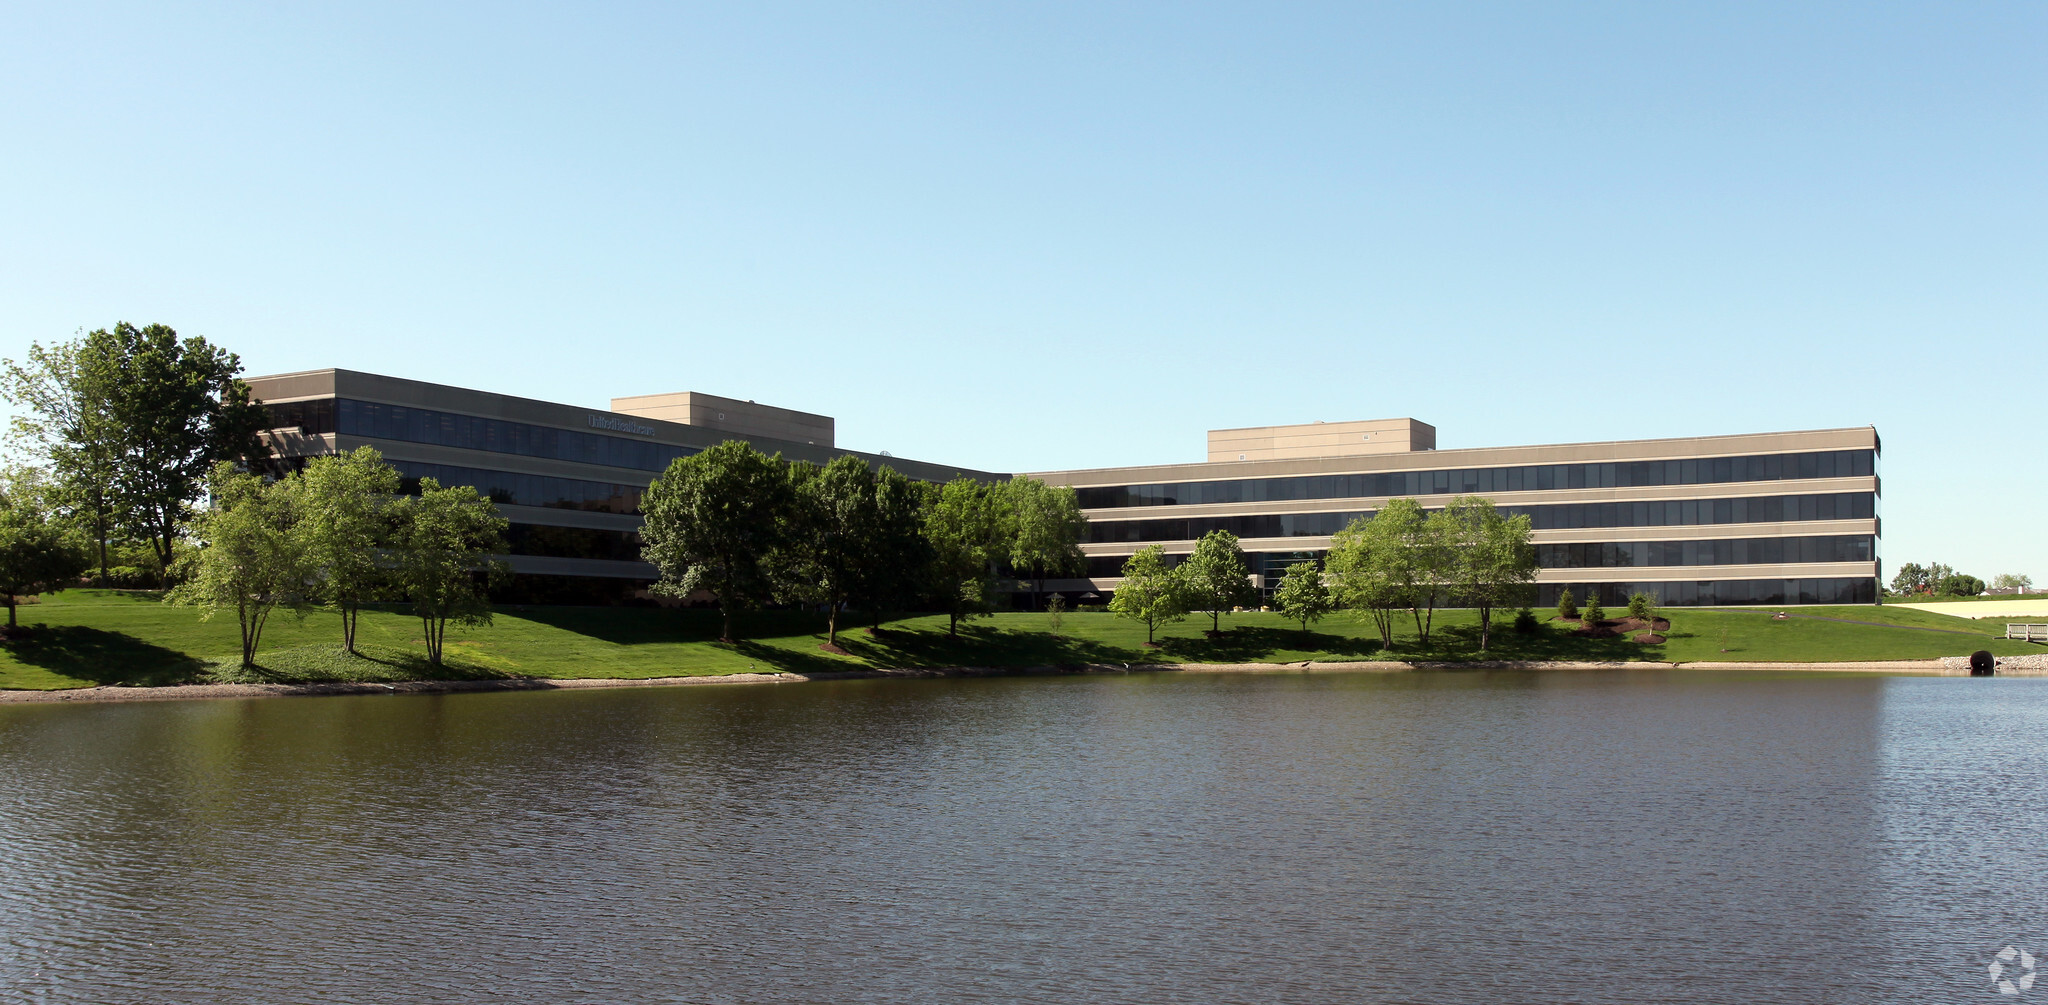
left=2, top=3, right=2042, bottom=586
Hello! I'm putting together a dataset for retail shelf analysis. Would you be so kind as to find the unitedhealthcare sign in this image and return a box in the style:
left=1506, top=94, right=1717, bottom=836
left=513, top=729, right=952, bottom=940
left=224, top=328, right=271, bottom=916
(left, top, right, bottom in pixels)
left=588, top=414, right=656, bottom=436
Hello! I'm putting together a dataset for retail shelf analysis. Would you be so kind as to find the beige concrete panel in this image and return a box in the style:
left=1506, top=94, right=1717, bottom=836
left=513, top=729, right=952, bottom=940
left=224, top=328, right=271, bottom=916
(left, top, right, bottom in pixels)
left=1207, top=418, right=1437, bottom=462
left=499, top=554, right=658, bottom=579
left=1537, top=563, right=1878, bottom=582
left=331, top=436, right=662, bottom=484
left=243, top=369, right=339, bottom=402
left=610, top=391, right=835, bottom=448
left=1033, top=426, right=1878, bottom=487
left=493, top=504, right=643, bottom=533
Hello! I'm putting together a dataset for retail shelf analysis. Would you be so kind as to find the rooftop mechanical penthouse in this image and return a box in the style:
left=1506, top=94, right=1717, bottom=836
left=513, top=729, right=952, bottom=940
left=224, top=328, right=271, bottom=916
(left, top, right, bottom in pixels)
left=248, top=371, right=1879, bottom=607
left=1026, top=418, right=1880, bottom=608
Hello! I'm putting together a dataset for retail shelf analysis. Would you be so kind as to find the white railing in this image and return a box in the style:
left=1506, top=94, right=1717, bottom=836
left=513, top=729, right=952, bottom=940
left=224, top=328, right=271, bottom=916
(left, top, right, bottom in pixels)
left=2007, top=624, right=2048, bottom=643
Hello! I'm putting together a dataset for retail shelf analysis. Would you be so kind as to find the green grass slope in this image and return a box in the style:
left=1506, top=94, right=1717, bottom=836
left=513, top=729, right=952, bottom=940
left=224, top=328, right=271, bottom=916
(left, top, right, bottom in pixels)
left=0, top=590, right=2036, bottom=691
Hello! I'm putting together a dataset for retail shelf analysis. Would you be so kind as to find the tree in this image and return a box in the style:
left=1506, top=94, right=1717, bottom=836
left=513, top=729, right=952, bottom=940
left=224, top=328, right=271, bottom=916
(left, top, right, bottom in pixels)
left=166, top=464, right=309, bottom=667
left=1108, top=545, right=1188, bottom=644
left=2, top=324, right=268, bottom=580
left=855, top=465, right=933, bottom=631
left=1936, top=573, right=1985, bottom=597
left=922, top=477, right=1012, bottom=636
left=1180, top=529, right=1257, bottom=633
left=389, top=477, right=508, bottom=668
left=0, top=468, right=89, bottom=631
left=1006, top=477, right=1086, bottom=611
left=3, top=332, right=125, bottom=580
left=1556, top=586, right=1579, bottom=621
left=1437, top=496, right=1538, bottom=651
left=296, top=446, right=400, bottom=654
left=777, top=455, right=877, bottom=646
left=1993, top=573, right=2035, bottom=594
left=1271, top=561, right=1331, bottom=632
left=1889, top=563, right=1930, bottom=596
left=1325, top=508, right=1410, bottom=649
left=639, top=441, right=793, bottom=641
left=1626, top=591, right=1658, bottom=638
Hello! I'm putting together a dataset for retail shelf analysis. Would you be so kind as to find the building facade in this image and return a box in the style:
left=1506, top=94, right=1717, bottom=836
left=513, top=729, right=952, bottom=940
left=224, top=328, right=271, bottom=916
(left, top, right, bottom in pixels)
left=248, top=371, right=1880, bottom=607
left=247, top=369, right=999, bottom=604
left=1027, top=420, right=1881, bottom=607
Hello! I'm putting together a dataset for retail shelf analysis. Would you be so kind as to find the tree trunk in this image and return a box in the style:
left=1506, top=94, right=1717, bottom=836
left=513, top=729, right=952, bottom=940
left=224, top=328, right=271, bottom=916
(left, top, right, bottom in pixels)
left=949, top=610, right=959, bottom=637
left=1478, top=604, right=1491, bottom=651
left=826, top=600, right=839, bottom=645
left=720, top=605, right=734, bottom=642
left=6, top=597, right=16, bottom=628
left=342, top=603, right=358, bottom=654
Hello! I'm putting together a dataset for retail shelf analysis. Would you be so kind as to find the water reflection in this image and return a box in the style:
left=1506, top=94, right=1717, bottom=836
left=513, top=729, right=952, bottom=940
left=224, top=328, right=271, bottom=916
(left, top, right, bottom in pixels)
left=0, top=671, right=2042, bottom=1003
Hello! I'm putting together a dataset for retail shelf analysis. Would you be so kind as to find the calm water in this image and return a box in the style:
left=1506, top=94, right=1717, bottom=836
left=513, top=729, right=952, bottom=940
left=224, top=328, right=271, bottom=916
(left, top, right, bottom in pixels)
left=2, top=670, right=2045, bottom=1003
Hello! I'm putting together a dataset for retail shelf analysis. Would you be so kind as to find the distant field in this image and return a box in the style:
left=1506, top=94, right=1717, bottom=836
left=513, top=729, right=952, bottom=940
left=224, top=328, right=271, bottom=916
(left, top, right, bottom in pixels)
left=0, top=590, right=2035, bottom=691
left=1886, top=597, right=2048, bottom=620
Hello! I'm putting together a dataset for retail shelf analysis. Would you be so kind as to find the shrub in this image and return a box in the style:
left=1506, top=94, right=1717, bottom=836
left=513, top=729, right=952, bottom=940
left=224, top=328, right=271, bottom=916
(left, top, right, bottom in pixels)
left=1512, top=608, right=1540, bottom=634
left=1583, top=597, right=1606, bottom=622
left=1626, top=591, right=1656, bottom=625
left=1556, top=587, right=1578, bottom=621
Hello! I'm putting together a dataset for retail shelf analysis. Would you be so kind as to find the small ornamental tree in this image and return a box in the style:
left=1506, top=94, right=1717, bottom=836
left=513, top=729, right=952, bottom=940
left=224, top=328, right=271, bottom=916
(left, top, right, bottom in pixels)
left=1325, top=510, right=1408, bottom=649
left=390, top=477, right=508, bottom=668
left=1180, top=529, right=1257, bottom=633
left=1556, top=587, right=1579, bottom=621
left=1582, top=594, right=1606, bottom=623
left=0, top=469, right=89, bottom=631
left=167, top=463, right=310, bottom=667
left=1046, top=592, right=1066, bottom=637
left=295, top=446, right=400, bottom=654
left=1626, top=591, right=1657, bottom=631
left=1108, top=545, right=1189, bottom=645
left=1271, top=561, right=1332, bottom=632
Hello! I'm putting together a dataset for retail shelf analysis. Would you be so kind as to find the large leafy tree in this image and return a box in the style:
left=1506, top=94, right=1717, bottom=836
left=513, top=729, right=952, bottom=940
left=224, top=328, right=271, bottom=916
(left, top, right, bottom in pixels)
left=296, top=446, right=401, bottom=654
left=854, top=465, right=933, bottom=630
left=1180, top=529, right=1257, bottom=633
left=1271, top=561, right=1332, bottom=633
left=922, top=477, right=1012, bottom=636
left=1437, top=495, right=1538, bottom=651
left=389, top=477, right=507, bottom=668
left=777, top=455, right=879, bottom=646
left=2, top=323, right=268, bottom=580
left=167, top=464, right=309, bottom=667
left=639, top=441, right=793, bottom=641
left=0, top=468, right=89, bottom=631
left=2, top=331, right=125, bottom=580
left=1108, top=545, right=1189, bottom=645
left=1006, top=476, right=1086, bottom=611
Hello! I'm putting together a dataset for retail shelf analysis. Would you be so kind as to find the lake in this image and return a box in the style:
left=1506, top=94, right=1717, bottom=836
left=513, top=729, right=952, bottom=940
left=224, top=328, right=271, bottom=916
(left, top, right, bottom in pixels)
left=2, top=669, right=2044, bottom=1003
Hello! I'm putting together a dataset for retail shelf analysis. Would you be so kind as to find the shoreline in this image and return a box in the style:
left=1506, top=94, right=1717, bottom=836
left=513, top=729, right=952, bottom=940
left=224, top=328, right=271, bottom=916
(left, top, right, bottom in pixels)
left=0, top=658, right=1984, bottom=705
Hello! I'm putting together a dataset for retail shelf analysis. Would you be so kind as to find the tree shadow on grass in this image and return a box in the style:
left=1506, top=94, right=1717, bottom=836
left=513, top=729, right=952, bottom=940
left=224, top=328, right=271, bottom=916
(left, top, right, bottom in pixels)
left=1, top=625, right=207, bottom=686
left=1402, top=622, right=1660, bottom=663
left=827, top=623, right=1146, bottom=670
left=502, top=606, right=829, bottom=646
left=1155, top=625, right=1384, bottom=663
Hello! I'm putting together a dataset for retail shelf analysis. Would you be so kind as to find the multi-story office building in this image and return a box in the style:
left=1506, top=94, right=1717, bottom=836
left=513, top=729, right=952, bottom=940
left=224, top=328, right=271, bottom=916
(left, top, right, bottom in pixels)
left=248, top=370, right=1879, bottom=607
left=246, top=369, right=999, bottom=603
left=1027, top=419, right=1880, bottom=607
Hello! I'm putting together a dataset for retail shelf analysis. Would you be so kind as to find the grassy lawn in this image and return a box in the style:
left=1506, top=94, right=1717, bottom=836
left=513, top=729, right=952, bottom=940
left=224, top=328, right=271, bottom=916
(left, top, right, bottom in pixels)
left=1, top=590, right=2038, bottom=691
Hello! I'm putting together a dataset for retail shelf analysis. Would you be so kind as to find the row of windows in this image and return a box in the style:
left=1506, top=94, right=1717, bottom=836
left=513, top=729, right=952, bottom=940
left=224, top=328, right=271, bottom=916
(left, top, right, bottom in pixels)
left=1536, top=535, right=1875, bottom=569
left=1074, top=450, right=1876, bottom=509
left=503, top=524, right=646, bottom=562
left=393, top=461, right=648, bottom=515
left=1536, top=578, right=1879, bottom=607
left=265, top=398, right=704, bottom=473
left=1086, top=492, right=1878, bottom=544
left=1082, top=536, right=1874, bottom=579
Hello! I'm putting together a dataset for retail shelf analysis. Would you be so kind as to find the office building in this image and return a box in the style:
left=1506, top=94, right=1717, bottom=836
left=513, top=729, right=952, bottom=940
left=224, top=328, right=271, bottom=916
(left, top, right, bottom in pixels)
left=1027, top=419, right=1880, bottom=607
left=247, top=369, right=998, bottom=604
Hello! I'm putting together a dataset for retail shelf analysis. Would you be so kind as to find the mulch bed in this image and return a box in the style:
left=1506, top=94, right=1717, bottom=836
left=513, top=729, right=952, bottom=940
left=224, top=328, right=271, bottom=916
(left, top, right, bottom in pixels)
left=818, top=642, right=852, bottom=655
left=1568, top=616, right=1670, bottom=641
